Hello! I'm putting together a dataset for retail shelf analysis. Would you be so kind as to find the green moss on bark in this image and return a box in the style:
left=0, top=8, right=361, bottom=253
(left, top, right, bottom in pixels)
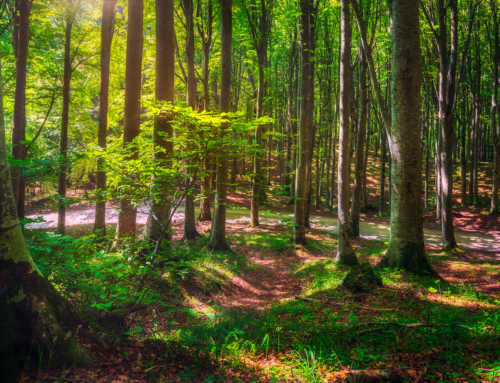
left=342, top=261, right=383, bottom=293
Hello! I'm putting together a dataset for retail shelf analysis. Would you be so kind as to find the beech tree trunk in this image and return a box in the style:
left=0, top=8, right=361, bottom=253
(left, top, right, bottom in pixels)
left=350, top=46, right=368, bottom=238
left=209, top=0, right=232, bottom=251
left=293, top=0, right=310, bottom=244
left=0, top=54, right=96, bottom=383
left=377, top=0, right=434, bottom=274
left=11, top=0, right=31, bottom=220
left=94, top=0, right=116, bottom=235
left=335, top=0, right=357, bottom=265
left=182, top=0, right=200, bottom=239
left=145, top=0, right=175, bottom=243
left=117, top=0, right=143, bottom=238
left=490, top=6, right=499, bottom=214
left=198, top=0, right=213, bottom=221
left=57, top=0, right=75, bottom=236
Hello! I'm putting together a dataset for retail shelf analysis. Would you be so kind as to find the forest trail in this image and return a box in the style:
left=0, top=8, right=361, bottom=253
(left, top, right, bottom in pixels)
left=26, top=207, right=500, bottom=253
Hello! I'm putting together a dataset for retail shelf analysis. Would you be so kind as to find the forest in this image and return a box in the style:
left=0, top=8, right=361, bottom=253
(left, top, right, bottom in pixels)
left=1, top=0, right=500, bottom=381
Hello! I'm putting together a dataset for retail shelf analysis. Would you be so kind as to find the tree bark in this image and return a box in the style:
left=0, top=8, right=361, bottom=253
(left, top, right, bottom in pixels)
left=11, top=0, right=31, bottom=220
left=209, top=0, right=232, bottom=251
left=335, top=0, right=357, bottom=265
left=57, top=0, right=76, bottom=236
left=293, top=0, right=310, bottom=244
left=198, top=0, right=213, bottom=221
left=377, top=0, right=434, bottom=274
left=490, top=6, right=500, bottom=214
left=117, top=0, right=143, bottom=238
left=94, top=0, right=117, bottom=236
left=145, top=0, right=175, bottom=244
left=350, top=46, right=368, bottom=238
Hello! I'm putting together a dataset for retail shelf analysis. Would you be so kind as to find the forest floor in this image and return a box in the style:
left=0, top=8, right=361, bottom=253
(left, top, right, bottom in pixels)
left=22, top=156, right=500, bottom=382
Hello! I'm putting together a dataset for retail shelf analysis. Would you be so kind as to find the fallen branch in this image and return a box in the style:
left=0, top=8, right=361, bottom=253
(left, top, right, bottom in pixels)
left=329, top=369, right=393, bottom=383
left=335, top=321, right=476, bottom=335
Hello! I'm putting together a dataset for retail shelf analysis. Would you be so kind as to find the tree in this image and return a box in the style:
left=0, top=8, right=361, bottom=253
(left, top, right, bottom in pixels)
left=11, top=0, right=31, bottom=220
left=242, top=0, right=269, bottom=227
left=197, top=0, right=214, bottom=222
left=145, top=0, right=176, bottom=243
left=117, top=0, right=144, bottom=238
left=293, top=0, right=310, bottom=244
left=490, top=2, right=500, bottom=214
left=352, top=0, right=434, bottom=273
left=421, top=0, right=475, bottom=250
left=94, top=0, right=117, bottom=235
left=0, top=50, right=96, bottom=383
left=379, top=0, right=433, bottom=273
left=209, top=0, right=232, bottom=251
left=57, top=0, right=78, bottom=235
left=182, top=0, right=201, bottom=239
left=335, top=0, right=358, bottom=265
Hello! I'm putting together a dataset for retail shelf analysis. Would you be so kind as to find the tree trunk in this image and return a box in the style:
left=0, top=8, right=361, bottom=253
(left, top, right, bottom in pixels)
left=11, top=0, right=31, bottom=220
left=293, top=0, right=309, bottom=244
left=377, top=0, right=434, bottom=275
left=0, top=53, right=96, bottom=382
left=94, top=0, right=117, bottom=236
left=198, top=0, right=213, bottom=221
left=57, top=1, right=75, bottom=236
left=349, top=46, right=368, bottom=238
left=490, top=8, right=499, bottom=214
left=250, top=0, right=268, bottom=227
left=117, top=0, right=143, bottom=238
left=182, top=0, right=200, bottom=239
left=209, top=0, right=232, bottom=251
left=145, top=0, right=175, bottom=243
left=380, top=131, right=386, bottom=214
left=335, top=0, right=357, bottom=265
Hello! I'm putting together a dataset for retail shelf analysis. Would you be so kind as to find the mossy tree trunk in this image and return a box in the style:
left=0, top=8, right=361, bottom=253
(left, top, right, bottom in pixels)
left=0, top=53, right=96, bottom=383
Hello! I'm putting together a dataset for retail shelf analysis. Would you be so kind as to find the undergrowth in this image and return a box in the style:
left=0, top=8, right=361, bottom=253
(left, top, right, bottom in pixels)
left=24, top=224, right=500, bottom=382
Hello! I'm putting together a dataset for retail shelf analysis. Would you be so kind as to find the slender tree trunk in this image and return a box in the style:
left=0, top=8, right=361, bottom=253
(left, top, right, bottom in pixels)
left=94, top=0, right=117, bottom=235
left=460, top=100, right=467, bottom=205
left=198, top=0, right=213, bottom=222
left=349, top=46, right=368, bottom=238
left=57, top=1, right=75, bottom=236
left=380, top=131, right=386, bottom=214
left=377, top=0, right=434, bottom=274
left=0, top=52, right=96, bottom=382
left=362, top=110, right=369, bottom=209
left=145, top=0, right=175, bottom=243
left=182, top=0, right=200, bottom=239
left=335, top=0, right=357, bottom=265
left=435, top=117, right=442, bottom=220
left=490, top=7, right=500, bottom=213
left=209, top=0, right=232, bottom=250
left=293, top=0, right=309, bottom=244
left=117, top=0, right=143, bottom=238
left=11, top=0, right=31, bottom=220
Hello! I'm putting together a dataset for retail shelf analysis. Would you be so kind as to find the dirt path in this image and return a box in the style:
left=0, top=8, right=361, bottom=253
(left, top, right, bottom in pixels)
left=27, top=206, right=500, bottom=255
